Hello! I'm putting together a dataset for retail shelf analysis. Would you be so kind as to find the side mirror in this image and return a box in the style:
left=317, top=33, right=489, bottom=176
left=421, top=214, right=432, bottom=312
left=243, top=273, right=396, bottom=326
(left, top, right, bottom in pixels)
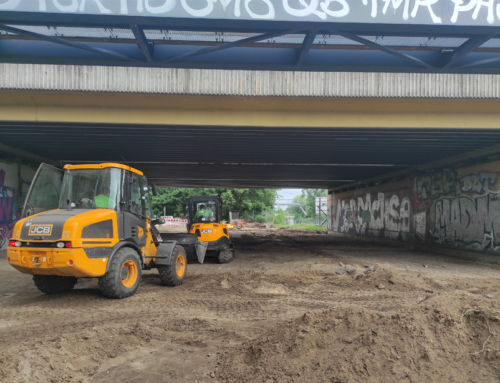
left=150, top=183, right=158, bottom=196
left=151, top=218, right=165, bottom=226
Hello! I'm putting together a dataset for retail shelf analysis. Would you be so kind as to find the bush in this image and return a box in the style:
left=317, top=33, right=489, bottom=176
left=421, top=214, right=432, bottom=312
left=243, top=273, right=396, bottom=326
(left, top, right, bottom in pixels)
left=254, top=214, right=266, bottom=224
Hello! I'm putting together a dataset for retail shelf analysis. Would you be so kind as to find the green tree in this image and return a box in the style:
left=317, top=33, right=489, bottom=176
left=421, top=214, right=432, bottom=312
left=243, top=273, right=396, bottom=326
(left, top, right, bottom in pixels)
left=274, top=208, right=287, bottom=225
left=219, top=189, right=277, bottom=219
left=151, top=188, right=191, bottom=217
left=286, top=195, right=308, bottom=219
left=301, top=189, right=327, bottom=217
left=151, top=187, right=278, bottom=220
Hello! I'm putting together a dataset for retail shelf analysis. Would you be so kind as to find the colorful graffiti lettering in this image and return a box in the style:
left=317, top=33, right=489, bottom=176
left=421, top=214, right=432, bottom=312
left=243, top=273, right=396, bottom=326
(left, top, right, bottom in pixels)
left=0, top=169, right=19, bottom=248
left=460, top=172, right=497, bottom=194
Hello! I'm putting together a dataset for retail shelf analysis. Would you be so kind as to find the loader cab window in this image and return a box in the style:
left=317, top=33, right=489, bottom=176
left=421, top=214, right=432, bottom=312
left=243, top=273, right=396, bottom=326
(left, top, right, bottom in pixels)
left=129, top=173, right=144, bottom=216
left=192, top=201, right=216, bottom=223
left=59, top=168, right=120, bottom=210
left=140, top=176, right=152, bottom=218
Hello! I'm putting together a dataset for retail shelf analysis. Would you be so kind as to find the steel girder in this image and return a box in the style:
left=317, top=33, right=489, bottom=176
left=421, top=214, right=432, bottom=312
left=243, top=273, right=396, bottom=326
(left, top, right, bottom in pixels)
left=0, top=12, right=500, bottom=73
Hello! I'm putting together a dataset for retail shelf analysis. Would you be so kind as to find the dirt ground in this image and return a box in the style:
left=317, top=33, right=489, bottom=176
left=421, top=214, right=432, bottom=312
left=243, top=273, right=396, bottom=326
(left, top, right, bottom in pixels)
left=1, top=229, right=499, bottom=383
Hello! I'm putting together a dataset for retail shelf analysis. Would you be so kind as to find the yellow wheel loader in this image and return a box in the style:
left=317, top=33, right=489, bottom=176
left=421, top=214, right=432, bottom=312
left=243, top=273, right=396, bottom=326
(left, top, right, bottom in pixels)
left=7, top=163, right=188, bottom=299
left=187, top=196, right=235, bottom=264
left=164, top=196, right=235, bottom=264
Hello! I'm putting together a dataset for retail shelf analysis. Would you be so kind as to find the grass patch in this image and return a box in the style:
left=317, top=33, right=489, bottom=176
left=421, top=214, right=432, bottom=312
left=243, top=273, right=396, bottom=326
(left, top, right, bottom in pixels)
left=462, top=306, right=499, bottom=323
left=277, top=224, right=327, bottom=231
left=462, top=306, right=499, bottom=355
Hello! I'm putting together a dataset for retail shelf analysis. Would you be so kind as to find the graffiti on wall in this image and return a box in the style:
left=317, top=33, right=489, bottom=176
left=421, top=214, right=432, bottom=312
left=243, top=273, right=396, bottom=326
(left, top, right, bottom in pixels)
left=330, top=160, right=500, bottom=255
left=0, top=167, right=31, bottom=248
left=1, top=0, right=500, bottom=26
left=0, top=169, right=18, bottom=248
left=416, top=169, right=500, bottom=253
left=332, top=190, right=413, bottom=241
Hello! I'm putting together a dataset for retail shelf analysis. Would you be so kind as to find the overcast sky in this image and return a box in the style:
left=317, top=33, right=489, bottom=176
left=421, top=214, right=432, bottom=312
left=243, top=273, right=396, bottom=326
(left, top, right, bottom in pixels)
left=277, top=189, right=302, bottom=200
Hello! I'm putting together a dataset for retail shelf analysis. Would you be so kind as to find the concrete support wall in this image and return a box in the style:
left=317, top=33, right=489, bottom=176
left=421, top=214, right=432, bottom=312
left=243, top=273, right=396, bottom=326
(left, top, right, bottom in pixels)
left=329, top=159, right=500, bottom=255
left=0, top=161, right=35, bottom=249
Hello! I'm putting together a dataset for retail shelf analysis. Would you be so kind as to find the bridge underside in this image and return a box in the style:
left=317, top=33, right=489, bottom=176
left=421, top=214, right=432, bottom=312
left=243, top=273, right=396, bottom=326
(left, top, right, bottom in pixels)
left=2, top=121, right=498, bottom=188
left=1, top=90, right=499, bottom=189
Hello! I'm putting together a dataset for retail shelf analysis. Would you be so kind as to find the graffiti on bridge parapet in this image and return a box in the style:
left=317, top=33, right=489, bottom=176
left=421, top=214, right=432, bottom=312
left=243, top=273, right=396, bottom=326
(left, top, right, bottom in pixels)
left=2, top=1, right=500, bottom=27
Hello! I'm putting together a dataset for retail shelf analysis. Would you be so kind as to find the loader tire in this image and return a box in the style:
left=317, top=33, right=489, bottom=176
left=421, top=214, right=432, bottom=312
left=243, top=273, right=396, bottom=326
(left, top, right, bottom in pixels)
left=157, top=245, right=187, bottom=286
left=185, top=246, right=198, bottom=264
left=33, top=275, right=77, bottom=294
left=98, top=248, right=141, bottom=299
left=218, top=249, right=235, bottom=264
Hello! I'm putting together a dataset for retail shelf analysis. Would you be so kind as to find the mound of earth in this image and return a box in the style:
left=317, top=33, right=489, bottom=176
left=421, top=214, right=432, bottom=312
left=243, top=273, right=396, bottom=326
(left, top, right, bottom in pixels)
left=359, top=263, right=448, bottom=292
left=215, top=292, right=500, bottom=383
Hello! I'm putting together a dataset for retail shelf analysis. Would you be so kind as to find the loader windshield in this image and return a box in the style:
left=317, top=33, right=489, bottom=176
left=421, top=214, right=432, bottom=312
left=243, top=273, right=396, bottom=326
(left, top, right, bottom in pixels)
left=192, top=200, right=216, bottom=223
left=58, top=168, right=121, bottom=210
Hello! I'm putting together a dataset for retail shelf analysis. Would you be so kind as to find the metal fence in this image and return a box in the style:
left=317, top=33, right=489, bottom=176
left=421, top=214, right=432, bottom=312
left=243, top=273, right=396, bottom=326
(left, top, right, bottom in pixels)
left=282, top=218, right=327, bottom=227
left=232, top=211, right=328, bottom=228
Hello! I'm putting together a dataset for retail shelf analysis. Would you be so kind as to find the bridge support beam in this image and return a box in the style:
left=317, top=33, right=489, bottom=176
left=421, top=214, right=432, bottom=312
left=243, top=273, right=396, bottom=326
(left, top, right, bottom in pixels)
left=1, top=90, right=500, bottom=130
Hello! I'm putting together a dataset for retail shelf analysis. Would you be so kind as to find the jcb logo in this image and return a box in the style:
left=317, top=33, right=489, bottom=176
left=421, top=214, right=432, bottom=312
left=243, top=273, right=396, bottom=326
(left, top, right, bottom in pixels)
left=29, top=225, right=53, bottom=236
left=137, top=226, right=144, bottom=239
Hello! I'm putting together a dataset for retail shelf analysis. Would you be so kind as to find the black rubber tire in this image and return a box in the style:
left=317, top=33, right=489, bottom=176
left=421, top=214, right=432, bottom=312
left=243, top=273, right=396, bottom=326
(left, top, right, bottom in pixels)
left=98, top=247, right=142, bottom=299
left=218, top=249, right=235, bottom=264
left=157, top=245, right=187, bottom=286
left=33, top=275, right=77, bottom=294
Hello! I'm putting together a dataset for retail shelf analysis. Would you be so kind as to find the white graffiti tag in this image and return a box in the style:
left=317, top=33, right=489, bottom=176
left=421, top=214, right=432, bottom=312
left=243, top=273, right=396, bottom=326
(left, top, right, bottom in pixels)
left=245, top=0, right=275, bottom=19
left=181, top=0, right=216, bottom=17
left=382, top=0, right=410, bottom=20
left=283, top=0, right=326, bottom=20
left=0, top=0, right=22, bottom=10
left=53, top=0, right=78, bottom=12
left=411, top=0, right=442, bottom=23
left=452, top=0, right=497, bottom=24
left=79, top=0, right=111, bottom=13
left=320, top=0, right=349, bottom=17
left=282, top=0, right=349, bottom=20
left=220, top=0, right=232, bottom=10
left=144, top=0, right=177, bottom=14
left=1, top=0, right=500, bottom=25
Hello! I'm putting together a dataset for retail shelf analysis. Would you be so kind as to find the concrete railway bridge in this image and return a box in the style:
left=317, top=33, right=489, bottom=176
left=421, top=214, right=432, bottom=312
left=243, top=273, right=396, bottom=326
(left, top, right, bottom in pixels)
left=1, top=0, right=500, bottom=255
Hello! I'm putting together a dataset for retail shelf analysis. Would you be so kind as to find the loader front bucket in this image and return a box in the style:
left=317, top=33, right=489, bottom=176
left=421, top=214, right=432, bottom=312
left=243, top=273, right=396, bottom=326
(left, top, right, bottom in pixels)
left=195, top=240, right=208, bottom=263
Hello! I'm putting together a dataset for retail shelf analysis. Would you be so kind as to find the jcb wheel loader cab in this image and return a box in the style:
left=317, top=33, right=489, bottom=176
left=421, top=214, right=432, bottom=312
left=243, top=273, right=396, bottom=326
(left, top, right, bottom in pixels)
left=7, top=163, right=186, bottom=299
left=187, top=196, right=235, bottom=264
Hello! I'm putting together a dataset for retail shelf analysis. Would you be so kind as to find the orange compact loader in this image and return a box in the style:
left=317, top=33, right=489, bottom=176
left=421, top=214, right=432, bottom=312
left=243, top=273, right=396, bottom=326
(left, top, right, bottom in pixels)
left=7, top=163, right=188, bottom=299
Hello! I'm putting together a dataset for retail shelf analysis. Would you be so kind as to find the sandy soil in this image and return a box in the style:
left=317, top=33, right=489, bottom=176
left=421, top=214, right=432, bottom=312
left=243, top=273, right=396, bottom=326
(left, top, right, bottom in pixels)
left=0, top=229, right=499, bottom=383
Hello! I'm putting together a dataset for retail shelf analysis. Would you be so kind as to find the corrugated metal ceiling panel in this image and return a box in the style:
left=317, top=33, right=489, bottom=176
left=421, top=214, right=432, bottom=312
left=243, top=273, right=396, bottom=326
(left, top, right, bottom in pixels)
left=1, top=122, right=498, bottom=188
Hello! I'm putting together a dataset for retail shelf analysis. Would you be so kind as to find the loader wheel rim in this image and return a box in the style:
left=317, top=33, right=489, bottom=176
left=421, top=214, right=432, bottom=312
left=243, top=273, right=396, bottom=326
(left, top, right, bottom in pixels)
left=176, top=255, right=186, bottom=277
left=121, top=260, right=138, bottom=288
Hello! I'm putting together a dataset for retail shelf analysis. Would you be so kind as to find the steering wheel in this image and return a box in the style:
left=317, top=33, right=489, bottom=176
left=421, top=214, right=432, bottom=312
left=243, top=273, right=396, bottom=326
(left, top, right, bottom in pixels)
left=75, top=197, right=94, bottom=209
